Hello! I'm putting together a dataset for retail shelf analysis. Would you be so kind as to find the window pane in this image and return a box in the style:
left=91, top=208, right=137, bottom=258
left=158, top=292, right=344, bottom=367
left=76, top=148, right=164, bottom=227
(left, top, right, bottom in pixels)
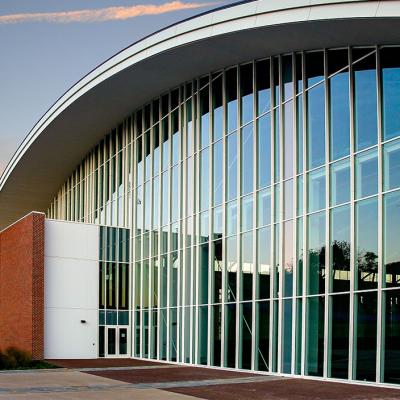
left=200, top=149, right=209, bottom=211
left=308, top=167, right=326, bottom=213
left=225, top=303, right=236, bottom=368
left=257, top=227, right=271, bottom=299
left=257, top=114, right=271, bottom=189
left=283, top=101, right=294, bottom=179
left=227, top=132, right=238, bottom=201
left=384, top=191, right=400, bottom=288
left=241, top=123, right=254, bottom=195
left=354, top=54, right=378, bottom=151
left=213, top=240, right=223, bottom=303
left=200, top=211, right=209, bottom=243
left=240, top=63, right=254, bottom=125
left=307, top=84, right=326, bottom=169
left=297, top=217, right=303, bottom=296
left=306, top=296, right=324, bottom=376
left=200, top=85, right=210, bottom=149
left=356, top=291, right=377, bottom=382
left=330, top=205, right=350, bottom=293
left=328, top=49, right=349, bottom=76
left=297, top=175, right=303, bottom=216
left=356, top=197, right=378, bottom=290
left=383, top=139, right=400, bottom=191
left=241, top=195, right=253, bottom=232
left=172, top=110, right=179, bottom=165
left=212, top=304, right=222, bottom=366
left=212, top=75, right=223, bottom=141
left=296, top=53, right=303, bottom=93
left=256, top=59, right=271, bottom=116
left=213, top=206, right=223, bottom=240
left=307, top=211, right=325, bottom=295
left=171, top=166, right=178, bottom=222
left=213, top=140, right=223, bottom=206
left=330, top=158, right=350, bottom=206
left=283, top=220, right=294, bottom=297
left=274, top=108, right=280, bottom=181
left=330, top=70, right=350, bottom=160
left=241, top=232, right=253, bottom=301
left=282, top=299, right=293, bottom=373
left=283, top=179, right=293, bottom=220
left=306, top=51, right=324, bottom=88
left=384, top=289, right=400, bottom=384
left=381, top=47, right=400, bottom=141
left=199, top=244, right=209, bottom=304
left=297, top=95, right=304, bottom=173
left=257, top=188, right=271, bottom=227
left=355, top=148, right=378, bottom=199
left=226, top=68, right=238, bottom=133
left=329, top=294, right=349, bottom=379
left=226, top=236, right=237, bottom=301
left=282, top=55, right=293, bottom=101
left=226, top=201, right=237, bottom=236
left=257, top=301, right=270, bottom=370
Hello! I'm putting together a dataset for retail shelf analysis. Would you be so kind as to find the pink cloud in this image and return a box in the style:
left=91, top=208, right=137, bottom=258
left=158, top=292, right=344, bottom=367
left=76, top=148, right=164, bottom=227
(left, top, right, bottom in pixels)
left=0, top=1, right=217, bottom=24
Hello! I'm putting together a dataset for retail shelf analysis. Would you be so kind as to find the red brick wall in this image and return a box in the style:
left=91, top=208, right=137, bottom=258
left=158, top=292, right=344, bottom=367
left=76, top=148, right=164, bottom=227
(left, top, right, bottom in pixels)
left=0, top=212, right=45, bottom=360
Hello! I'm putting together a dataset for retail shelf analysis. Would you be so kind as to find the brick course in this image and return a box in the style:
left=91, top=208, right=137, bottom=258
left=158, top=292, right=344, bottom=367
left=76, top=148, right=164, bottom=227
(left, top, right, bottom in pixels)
left=0, top=212, right=45, bottom=360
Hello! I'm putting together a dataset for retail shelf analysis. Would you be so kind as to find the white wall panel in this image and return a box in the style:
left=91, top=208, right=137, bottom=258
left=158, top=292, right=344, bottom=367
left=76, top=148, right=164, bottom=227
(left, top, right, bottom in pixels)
left=44, top=220, right=99, bottom=359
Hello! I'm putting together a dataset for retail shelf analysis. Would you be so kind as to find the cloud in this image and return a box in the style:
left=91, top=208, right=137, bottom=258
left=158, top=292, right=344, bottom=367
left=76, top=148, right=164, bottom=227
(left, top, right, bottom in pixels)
left=0, top=1, right=217, bottom=24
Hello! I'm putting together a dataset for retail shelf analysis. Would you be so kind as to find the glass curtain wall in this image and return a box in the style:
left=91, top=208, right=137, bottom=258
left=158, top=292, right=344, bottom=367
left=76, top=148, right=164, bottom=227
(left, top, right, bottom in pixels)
left=48, top=46, right=400, bottom=385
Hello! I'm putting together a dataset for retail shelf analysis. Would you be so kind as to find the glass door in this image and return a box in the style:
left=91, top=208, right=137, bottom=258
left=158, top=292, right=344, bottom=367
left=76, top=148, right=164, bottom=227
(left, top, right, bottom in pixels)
left=105, top=326, right=130, bottom=357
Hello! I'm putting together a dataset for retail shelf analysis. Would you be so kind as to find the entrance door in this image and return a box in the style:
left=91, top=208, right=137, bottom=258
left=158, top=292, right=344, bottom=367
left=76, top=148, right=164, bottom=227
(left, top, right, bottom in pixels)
left=105, top=327, right=129, bottom=357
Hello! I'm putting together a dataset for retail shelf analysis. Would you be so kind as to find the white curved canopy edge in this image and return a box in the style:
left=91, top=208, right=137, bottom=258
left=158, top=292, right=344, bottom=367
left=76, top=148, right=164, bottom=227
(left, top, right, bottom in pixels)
left=1, top=0, right=400, bottom=229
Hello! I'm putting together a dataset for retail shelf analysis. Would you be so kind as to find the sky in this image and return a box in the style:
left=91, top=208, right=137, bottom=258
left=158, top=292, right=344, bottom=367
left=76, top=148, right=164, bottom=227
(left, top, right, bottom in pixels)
left=0, top=0, right=236, bottom=175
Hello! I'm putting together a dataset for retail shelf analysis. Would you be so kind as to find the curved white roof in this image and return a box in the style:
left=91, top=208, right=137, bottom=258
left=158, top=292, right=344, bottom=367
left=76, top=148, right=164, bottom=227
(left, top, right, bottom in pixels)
left=1, top=0, right=400, bottom=228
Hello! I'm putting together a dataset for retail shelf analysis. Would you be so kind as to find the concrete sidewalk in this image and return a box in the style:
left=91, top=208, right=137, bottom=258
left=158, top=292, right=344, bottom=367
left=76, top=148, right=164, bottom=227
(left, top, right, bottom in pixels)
left=0, top=369, right=198, bottom=400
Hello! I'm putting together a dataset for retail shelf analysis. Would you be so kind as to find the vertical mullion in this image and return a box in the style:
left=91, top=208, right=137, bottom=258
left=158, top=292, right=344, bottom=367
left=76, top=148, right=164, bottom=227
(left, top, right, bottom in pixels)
left=139, top=112, right=145, bottom=359
left=251, top=60, right=257, bottom=371
left=301, top=51, right=307, bottom=377
left=291, top=52, right=298, bottom=376
left=194, top=81, right=200, bottom=365
left=166, top=94, right=172, bottom=361
left=323, top=49, right=330, bottom=379
left=157, top=99, right=163, bottom=361
left=131, top=115, right=137, bottom=357
left=181, top=87, right=188, bottom=364
left=189, top=82, right=196, bottom=365
left=269, top=56, right=276, bottom=373
left=348, top=46, right=356, bottom=381
left=221, top=70, right=227, bottom=367
left=277, top=54, right=284, bottom=374
left=208, top=74, right=213, bottom=366
left=236, top=65, right=242, bottom=370
left=148, top=106, right=154, bottom=359
left=129, top=117, right=135, bottom=358
left=177, top=87, right=183, bottom=363
left=376, top=46, right=384, bottom=384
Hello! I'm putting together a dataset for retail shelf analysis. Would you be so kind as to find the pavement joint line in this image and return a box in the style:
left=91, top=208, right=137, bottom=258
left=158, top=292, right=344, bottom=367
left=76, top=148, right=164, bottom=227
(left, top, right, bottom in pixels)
left=78, top=365, right=181, bottom=372
left=131, top=375, right=287, bottom=389
left=0, top=368, right=69, bottom=374
left=0, top=375, right=286, bottom=394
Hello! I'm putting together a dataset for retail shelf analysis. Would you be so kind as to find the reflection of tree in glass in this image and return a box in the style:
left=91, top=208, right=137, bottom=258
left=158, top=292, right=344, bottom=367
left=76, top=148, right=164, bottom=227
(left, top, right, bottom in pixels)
left=332, top=240, right=350, bottom=271
left=358, top=250, right=378, bottom=273
left=309, top=246, right=325, bottom=277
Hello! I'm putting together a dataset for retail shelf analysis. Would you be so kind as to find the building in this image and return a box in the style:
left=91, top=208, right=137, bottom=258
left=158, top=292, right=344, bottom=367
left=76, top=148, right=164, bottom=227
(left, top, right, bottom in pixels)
left=1, top=0, right=400, bottom=387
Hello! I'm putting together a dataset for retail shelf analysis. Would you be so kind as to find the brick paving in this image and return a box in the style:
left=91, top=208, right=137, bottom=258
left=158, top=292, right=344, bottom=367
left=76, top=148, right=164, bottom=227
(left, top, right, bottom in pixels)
left=87, top=365, right=257, bottom=384
left=50, top=358, right=165, bottom=369
left=166, top=378, right=400, bottom=400
left=82, top=360, right=400, bottom=400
